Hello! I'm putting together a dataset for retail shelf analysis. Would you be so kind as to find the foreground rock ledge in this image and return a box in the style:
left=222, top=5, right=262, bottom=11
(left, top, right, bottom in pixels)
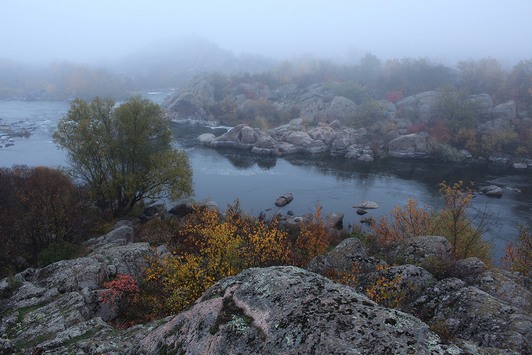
left=140, top=266, right=459, bottom=354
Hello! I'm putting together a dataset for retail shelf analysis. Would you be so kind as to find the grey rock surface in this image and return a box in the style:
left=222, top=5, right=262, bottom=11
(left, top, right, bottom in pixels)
left=139, top=266, right=460, bottom=354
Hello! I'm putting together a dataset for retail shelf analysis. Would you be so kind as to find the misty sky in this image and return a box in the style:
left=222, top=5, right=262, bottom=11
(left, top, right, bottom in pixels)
left=2, top=0, right=531, bottom=65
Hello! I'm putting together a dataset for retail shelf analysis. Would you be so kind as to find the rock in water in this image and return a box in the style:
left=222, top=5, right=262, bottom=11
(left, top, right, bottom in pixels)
left=353, top=200, right=379, bottom=209
left=274, top=192, right=294, bottom=207
left=479, top=185, right=503, bottom=197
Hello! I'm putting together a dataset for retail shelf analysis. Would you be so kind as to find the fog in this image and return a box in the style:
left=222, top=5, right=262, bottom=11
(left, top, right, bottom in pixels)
left=2, top=0, right=531, bottom=66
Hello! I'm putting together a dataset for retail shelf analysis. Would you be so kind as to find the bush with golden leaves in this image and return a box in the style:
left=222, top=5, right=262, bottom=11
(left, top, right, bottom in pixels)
left=142, top=202, right=292, bottom=316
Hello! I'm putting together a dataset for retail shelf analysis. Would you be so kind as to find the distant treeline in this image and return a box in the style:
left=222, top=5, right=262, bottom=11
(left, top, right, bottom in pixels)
left=0, top=59, right=134, bottom=100
left=207, top=54, right=531, bottom=109
left=1, top=53, right=531, bottom=109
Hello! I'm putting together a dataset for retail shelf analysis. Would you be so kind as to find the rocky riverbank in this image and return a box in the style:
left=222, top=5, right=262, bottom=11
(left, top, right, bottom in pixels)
left=1, top=210, right=530, bottom=354
left=165, top=78, right=532, bottom=169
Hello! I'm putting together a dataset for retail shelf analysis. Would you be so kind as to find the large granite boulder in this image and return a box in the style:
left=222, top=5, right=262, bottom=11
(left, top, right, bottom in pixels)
left=291, top=85, right=331, bottom=122
left=395, top=91, right=441, bottom=122
left=139, top=266, right=461, bottom=354
left=388, top=133, right=429, bottom=158
left=492, top=100, right=517, bottom=121
left=396, top=235, right=452, bottom=265
left=281, top=130, right=328, bottom=154
left=406, top=276, right=532, bottom=353
left=308, top=125, right=336, bottom=145
left=209, top=124, right=260, bottom=150
left=325, top=96, right=358, bottom=123
left=165, top=92, right=217, bottom=125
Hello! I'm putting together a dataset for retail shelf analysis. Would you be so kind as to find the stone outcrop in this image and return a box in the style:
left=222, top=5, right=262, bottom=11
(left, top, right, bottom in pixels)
left=139, top=266, right=460, bottom=354
left=308, top=236, right=532, bottom=354
left=2, top=226, right=530, bottom=354
left=0, top=221, right=156, bottom=354
left=395, top=91, right=440, bottom=123
left=200, top=119, right=372, bottom=159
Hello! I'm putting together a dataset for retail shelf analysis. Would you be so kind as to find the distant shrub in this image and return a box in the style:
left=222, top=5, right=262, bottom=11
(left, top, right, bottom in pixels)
left=502, top=225, right=532, bottom=277
left=428, top=141, right=466, bottom=163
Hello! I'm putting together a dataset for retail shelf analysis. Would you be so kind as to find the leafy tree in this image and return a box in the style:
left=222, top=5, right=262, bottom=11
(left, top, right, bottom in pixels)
left=54, top=96, right=193, bottom=216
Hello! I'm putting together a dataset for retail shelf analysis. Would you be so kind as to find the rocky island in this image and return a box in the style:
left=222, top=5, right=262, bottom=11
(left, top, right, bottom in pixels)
left=165, top=77, right=532, bottom=169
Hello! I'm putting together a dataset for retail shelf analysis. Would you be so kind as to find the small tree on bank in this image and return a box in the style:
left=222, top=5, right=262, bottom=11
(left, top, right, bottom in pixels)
left=54, top=96, right=193, bottom=216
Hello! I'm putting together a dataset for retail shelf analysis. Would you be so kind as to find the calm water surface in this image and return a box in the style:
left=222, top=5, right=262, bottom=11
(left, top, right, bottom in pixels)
left=1, top=97, right=531, bottom=261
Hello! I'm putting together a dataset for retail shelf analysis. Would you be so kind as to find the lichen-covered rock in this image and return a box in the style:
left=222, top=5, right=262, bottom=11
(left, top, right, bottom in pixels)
left=395, top=91, right=441, bottom=123
left=0, top=223, right=156, bottom=354
left=209, top=124, right=259, bottom=150
left=407, top=277, right=532, bottom=353
left=307, top=237, right=375, bottom=275
left=84, top=220, right=135, bottom=250
left=139, top=266, right=460, bottom=354
left=325, top=96, right=358, bottom=123
left=396, top=235, right=452, bottom=264
left=492, top=100, right=517, bottom=121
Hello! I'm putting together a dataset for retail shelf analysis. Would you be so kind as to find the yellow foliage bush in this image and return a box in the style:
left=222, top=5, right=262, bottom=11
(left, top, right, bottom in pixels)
left=143, top=202, right=292, bottom=316
left=365, top=264, right=406, bottom=308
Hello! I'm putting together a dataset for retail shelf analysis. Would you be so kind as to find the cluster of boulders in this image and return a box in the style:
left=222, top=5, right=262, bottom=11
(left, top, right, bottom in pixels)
left=308, top=236, right=532, bottom=353
left=166, top=78, right=532, bottom=168
left=1, top=208, right=530, bottom=353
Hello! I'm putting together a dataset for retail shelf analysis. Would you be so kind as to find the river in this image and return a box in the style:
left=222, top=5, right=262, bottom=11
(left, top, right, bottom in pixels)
left=1, top=95, right=531, bottom=262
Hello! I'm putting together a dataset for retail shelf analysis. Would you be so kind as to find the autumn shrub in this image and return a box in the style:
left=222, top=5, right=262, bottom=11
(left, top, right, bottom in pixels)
left=369, top=198, right=434, bottom=255
left=102, top=274, right=142, bottom=328
left=140, top=202, right=295, bottom=316
left=322, top=262, right=360, bottom=289
left=293, top=203, right=330, bottom=266
left=367, top=183, right=492, bottom=264
left=502, top=225, right=532, bottom=277
left=434, top=181, right=492, bottom=263
left=428, top=141, right=467, bottom=163
left=365, top=263, right=406, bottom=308
left=479, top=128, right=520, bottom=157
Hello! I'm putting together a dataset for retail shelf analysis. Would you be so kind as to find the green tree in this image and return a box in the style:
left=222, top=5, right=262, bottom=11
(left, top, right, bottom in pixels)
left=54, top=96, right=193, bottom=216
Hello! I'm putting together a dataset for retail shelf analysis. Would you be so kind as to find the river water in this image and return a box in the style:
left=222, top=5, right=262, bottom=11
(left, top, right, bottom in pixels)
left=1, top=95, right=531, bottom=262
